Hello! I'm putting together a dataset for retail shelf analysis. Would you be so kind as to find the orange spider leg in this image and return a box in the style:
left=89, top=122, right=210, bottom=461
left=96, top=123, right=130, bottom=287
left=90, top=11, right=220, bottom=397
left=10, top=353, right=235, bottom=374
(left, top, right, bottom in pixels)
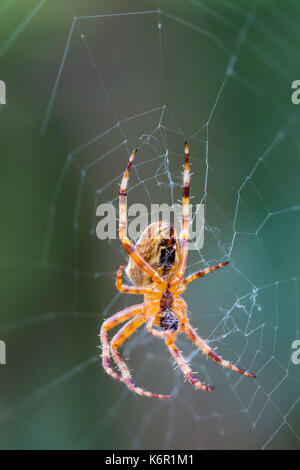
left=119, top=149, right=163, bottom=284
left=171, top=141, right=190, bottom=286
left=100, top=304, right=143, bottom=383
left=185, top=324, right=256, bottom=378
left=146, top=316, right=175, bottom=339
left=184, top=261, right=229, bottom=286
left=111, top=314, right=172, bottom=399
left=116, top=264, right=151, bottom=294
left=165, top=335, right=214, bottom=391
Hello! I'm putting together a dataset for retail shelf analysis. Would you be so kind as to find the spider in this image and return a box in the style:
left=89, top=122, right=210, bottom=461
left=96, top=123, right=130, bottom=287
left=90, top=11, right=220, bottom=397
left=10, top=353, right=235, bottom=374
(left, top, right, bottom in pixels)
left=100, top=142, right=256, bottom=399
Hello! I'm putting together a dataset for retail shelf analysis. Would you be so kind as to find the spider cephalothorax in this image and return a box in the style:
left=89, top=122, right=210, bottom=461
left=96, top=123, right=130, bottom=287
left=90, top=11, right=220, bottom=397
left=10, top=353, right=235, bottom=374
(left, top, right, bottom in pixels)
left=100, top=142, right=256, bottom=399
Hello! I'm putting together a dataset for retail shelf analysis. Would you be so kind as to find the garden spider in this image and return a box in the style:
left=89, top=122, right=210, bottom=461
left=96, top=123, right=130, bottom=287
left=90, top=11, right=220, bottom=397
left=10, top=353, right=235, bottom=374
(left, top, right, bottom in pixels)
left=100, top=142, right=256, bottom=399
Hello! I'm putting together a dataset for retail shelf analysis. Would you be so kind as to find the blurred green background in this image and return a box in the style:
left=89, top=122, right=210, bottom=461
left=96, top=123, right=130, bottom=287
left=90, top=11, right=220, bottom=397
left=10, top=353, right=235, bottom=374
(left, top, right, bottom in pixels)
left=0, top=0, right=299, bottom=449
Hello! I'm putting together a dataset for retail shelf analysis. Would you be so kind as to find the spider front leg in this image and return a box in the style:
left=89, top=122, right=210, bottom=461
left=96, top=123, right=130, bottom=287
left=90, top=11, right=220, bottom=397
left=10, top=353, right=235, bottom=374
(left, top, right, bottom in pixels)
left=184, top=261, right=229, bottom=285
left=185, top=324, right=256, bottom=378
left=165, top=335, right=214, bottom=391
left=116, top=264, right=151, bottom=294
left=119, top=149, right=163, bottom=285
left=111, top=314, right=172, bottom=399
left=171, top=141, right=190, bottom=286
left=100, top=304, right=143, bottom=383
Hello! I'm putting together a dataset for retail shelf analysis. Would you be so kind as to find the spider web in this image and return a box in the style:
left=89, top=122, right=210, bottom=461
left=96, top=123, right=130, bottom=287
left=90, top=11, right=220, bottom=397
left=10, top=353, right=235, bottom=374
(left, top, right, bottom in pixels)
left=0, top=0, right=300, bottom=450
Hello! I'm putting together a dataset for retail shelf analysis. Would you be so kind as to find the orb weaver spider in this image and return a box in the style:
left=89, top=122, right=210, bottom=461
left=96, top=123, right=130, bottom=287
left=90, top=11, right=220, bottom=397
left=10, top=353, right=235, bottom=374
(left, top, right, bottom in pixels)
left=100, top=142, right=256, bottom=399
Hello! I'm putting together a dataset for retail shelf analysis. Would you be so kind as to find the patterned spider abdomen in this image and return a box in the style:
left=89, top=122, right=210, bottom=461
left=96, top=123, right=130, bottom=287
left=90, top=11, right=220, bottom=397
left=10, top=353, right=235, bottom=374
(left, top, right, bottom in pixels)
left=126, top=221, right=179, bottom=286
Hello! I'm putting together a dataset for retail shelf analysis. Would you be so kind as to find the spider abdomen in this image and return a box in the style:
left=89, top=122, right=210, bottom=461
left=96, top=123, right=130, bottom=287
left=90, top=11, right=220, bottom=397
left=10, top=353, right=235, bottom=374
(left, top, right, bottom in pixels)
left=126, top=222, right=180, bottom=286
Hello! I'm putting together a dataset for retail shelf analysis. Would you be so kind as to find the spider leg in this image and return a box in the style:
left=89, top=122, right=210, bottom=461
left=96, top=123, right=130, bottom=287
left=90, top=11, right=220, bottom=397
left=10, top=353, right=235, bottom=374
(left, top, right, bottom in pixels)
left=100, top=304, right=143, bottom=383
left=119, top=149, right=163, bottom=284
left=116, top=264, right=151, bottom=294
left=184, top=261, right=229, bottom=286
left=185, top=324, right=256, bottom=378
left=111, top=315, right=172, bottom=399
left=165, top=336, right=214, bottom=391
left=146, top=316, right=174, bottom=339
left=171, top=141, right=190, bottom=286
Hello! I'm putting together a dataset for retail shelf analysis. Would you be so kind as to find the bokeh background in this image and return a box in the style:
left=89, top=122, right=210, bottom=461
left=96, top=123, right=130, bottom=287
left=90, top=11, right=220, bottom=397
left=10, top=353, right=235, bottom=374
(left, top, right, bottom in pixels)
left=0, top=0, right=299, bottom=450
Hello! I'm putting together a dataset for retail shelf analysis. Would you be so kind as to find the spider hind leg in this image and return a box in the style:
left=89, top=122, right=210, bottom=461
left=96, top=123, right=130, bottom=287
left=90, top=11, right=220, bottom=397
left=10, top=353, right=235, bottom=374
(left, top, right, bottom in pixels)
left=166, top=336, right=214, bottom=392
left=111, top=314, right=172, bottom=399
left=185, top=324, right=256, bottom=378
